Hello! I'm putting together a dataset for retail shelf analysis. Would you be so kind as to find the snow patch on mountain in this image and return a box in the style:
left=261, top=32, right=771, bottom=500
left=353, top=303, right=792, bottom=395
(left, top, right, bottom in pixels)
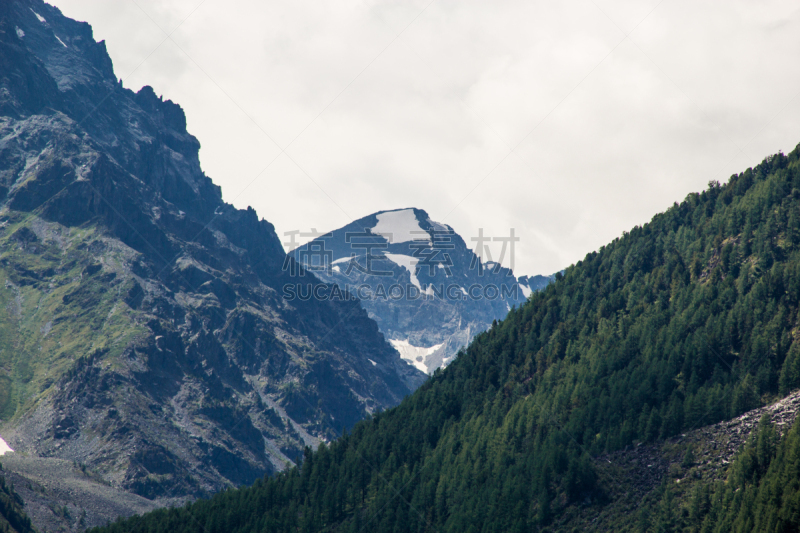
left=384, top=253, right=421, bottom=289
left=390, top=339, right=444, bottom=374
left=372, top=209, right=429, bottom=244
left=0, top=436, right=13, bottom=456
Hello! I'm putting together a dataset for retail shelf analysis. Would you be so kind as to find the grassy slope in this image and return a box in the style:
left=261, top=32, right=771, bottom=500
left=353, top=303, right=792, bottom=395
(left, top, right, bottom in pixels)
left=0, top=214, right=145, bottom=425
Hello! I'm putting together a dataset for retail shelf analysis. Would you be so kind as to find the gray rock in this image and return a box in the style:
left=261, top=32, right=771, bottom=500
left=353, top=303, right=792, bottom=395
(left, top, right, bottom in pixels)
left=0, top=1, right=425, bottom=524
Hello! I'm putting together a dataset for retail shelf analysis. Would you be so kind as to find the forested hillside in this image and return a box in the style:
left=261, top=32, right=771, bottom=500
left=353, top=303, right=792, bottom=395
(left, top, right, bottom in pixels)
left=92, top=146, right=800, bottom=532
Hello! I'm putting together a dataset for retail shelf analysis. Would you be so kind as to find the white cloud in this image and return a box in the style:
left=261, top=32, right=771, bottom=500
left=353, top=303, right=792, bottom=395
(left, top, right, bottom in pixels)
left=50, top=0, right=800, bottom=275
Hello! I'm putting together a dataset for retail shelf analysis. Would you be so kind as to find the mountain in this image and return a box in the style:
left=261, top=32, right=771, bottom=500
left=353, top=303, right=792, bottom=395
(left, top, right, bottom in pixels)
left=94, top=146, right=800, bottom=532
left=0, top=0, right=425, bottom=516
left=291, top=208, right=555, bottom=373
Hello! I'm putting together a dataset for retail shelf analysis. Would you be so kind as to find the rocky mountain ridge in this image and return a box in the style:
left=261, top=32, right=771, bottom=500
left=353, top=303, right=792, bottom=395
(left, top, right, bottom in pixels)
left=0, top=0, right=424, bottom=507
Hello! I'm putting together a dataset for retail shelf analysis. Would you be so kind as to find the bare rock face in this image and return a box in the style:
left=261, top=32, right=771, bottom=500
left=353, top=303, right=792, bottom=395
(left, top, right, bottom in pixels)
left=0, top=0, right=424, bottom=514
left=292, top=208, right=556, bottom=374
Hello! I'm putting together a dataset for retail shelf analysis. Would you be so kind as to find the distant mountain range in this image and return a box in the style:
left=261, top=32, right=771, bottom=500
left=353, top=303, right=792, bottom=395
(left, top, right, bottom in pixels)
left=292, top=208, right=555, bottom=373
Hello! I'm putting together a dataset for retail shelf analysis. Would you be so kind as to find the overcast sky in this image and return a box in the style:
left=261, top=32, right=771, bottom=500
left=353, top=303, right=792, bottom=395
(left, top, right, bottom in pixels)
left=50, top=0, right=800, bottom=276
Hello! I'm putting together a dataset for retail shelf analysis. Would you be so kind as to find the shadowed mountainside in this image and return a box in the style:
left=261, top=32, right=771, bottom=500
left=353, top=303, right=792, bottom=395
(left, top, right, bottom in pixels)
left=0, top=0, right=424, bottom=514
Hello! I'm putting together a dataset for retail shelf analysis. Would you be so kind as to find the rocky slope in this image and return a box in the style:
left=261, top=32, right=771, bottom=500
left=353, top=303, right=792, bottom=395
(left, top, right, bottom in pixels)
left=291, top=208, right=555, bottom=373
left=0, top=0, right=424, bottom=511
left=1, top=454, right=176, bottom=533
left=0, top=467, right=34, bottom=533
left=551, top=391, right=800, bottom=531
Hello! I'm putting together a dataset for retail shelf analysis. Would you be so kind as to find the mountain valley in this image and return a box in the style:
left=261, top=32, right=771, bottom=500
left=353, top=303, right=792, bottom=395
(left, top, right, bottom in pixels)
left=89, top=146, right=800, bottom=531
left=2, top=1, right=800, bottom=532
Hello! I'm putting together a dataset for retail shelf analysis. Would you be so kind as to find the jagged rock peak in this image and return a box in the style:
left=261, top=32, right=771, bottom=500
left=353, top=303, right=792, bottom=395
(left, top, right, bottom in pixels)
left=0, top=0, right=426, bottom=519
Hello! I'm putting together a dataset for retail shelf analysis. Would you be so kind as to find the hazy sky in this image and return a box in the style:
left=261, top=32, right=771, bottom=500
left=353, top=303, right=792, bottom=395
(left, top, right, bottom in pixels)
left=49, top=0, right=800, bottom=276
